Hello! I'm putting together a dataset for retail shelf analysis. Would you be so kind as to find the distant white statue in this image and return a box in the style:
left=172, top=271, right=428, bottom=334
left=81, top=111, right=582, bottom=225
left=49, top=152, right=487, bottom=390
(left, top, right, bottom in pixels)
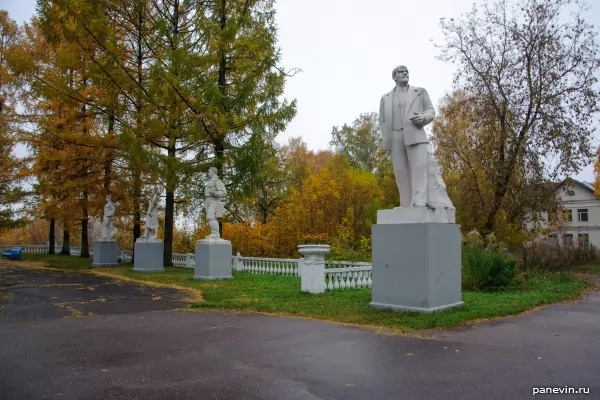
left=142, top=186, right=160, bottom=240
left=101, top=194, right=115, bottom=240
left=204, top=167, right=227, bottom=239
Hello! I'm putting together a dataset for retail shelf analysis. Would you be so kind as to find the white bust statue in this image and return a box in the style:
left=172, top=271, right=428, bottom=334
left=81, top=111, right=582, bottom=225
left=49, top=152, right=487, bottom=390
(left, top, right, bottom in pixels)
left=204, top=167, right=227, bottom=239
left=100, top=194, right=115, bottom=240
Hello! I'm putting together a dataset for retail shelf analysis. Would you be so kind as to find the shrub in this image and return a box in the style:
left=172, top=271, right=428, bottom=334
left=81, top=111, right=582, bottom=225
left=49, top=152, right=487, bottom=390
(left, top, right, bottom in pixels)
left=522, top=241, right=600, bottom=271
left=462, top=244, right=518, bottom=291
left=324, top=247, right=371, bottom=262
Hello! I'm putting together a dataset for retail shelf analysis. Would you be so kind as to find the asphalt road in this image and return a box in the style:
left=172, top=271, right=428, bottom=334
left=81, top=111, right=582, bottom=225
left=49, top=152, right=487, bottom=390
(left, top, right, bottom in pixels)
left=0, top=263, right=599, bottom=400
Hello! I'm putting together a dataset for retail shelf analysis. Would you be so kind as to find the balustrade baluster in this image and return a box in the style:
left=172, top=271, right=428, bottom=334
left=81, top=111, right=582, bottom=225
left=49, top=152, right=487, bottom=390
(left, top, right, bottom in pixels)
left=333, top=273, right=340, bottom=289
left=326, top=272, right=333, bottom=290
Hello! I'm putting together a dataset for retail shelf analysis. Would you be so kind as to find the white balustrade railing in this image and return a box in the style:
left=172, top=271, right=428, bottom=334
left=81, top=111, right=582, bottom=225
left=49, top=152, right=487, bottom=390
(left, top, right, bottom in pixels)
left=232, top=253, right=372, bottom=291
left=326, top=261, right=372, bottom=269
left=0, top=245, right=48, bottom=254
left=172, top=253, right=195, bottom=268
left=118, top=250, right=133, bottom=262
left=236, top=256, right=301, bottom=276
left=325, top=266, right=372, bottom=290
left=1, top=244, right=81, bottom=255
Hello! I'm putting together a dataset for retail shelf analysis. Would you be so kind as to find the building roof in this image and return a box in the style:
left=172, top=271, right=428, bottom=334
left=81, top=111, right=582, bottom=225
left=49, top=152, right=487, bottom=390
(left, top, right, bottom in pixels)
left=558, top=178, right=596, bottom=195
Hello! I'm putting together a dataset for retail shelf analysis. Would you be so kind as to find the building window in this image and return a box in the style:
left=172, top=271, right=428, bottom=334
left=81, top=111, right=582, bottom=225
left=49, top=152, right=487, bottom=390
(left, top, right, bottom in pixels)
left=563, top=234, right=574, bottom=245
left=579, top=233, right=589, bottom=246
left=565, top=190, right=575, bottom=196
left=563, top=209, right=572, bottom=222
left=577, top=209, right=588, bottom=222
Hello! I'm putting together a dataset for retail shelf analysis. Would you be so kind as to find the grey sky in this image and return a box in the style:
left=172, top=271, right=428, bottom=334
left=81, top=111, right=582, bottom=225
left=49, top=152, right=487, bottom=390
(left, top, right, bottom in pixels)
left=2, top=0, right=599, bottom=182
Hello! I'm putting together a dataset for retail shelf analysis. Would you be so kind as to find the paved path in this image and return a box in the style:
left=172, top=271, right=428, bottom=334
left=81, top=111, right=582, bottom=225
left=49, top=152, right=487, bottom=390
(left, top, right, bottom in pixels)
left=1, top=263, right=599, bottom=400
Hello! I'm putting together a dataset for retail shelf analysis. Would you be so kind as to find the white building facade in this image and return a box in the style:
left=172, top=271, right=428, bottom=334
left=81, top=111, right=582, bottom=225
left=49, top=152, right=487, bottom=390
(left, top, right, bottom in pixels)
left=538, top=180, right=600, bottom=247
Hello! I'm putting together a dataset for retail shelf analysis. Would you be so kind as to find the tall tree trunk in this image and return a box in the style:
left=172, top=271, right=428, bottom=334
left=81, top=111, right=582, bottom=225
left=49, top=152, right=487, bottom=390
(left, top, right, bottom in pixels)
left=60, top=226, right=71, bottom=255
left=80, top=193, right=90, bottom=258
left=48, top=219, right=55, bottom=254
left=81, top=218, right=89, bottom=258
left=104, top=113, right=114, bottom=191
left=215, top=142, right=225, bottom=237
left=216, top=0, right=228, bottom=238
left=164, top=189, right=174, bottom=267
left=161, top=0, right=179, bottom=267
left=132, top=0, right=145, bottom=263
left=132, top=167, right=141, bottom=263
left=163, top=144, right=175, bottom=267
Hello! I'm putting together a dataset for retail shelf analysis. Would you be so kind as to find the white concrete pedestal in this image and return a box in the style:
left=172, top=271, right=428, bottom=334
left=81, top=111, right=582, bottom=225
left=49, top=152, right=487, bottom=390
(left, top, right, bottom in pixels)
left=133, top=239, right=164, bottom=273
left=369, top=223, right=463, bottom=313
left=298, top=245, right=329, bottom=294
left=193, top=238, right=233, bottom=280
left=91, top=240, right=118, bottom=267
left=377, top=206, right=456, bottom=224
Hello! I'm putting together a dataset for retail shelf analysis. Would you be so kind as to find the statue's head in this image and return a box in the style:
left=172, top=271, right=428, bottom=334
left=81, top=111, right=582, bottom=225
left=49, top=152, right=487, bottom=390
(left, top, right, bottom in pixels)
left=208, top=167, right=218, bottom=178
left=106, top=194, right=112, bottom=202
left=392, top=65, right=409, bottom=84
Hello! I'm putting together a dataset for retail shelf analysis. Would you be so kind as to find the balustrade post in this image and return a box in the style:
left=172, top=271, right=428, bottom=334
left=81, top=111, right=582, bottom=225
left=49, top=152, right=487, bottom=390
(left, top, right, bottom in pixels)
left=297, top=245, right=329, bottom=294
left=297, top=258, right=305, bottom=277
left=233, top=252, right=244, bottom=271
left=186, top=254, right=195, bottom=269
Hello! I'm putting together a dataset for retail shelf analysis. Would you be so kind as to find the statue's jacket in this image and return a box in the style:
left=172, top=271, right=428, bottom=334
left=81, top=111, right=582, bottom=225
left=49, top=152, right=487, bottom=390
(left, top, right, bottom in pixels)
left=379, top=85, right=435, bottom=149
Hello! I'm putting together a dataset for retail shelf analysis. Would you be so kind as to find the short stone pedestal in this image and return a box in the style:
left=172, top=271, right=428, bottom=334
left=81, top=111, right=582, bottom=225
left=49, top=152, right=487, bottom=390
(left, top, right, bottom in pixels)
left=133, top=238, right=164, bottom=273
left=370, top=208, right=463, bottom=313
left=193, top=238, right=233, bottom=280
left=91, top=240, right=118, bottom=267
left=298, top=244, right=329, bottom=294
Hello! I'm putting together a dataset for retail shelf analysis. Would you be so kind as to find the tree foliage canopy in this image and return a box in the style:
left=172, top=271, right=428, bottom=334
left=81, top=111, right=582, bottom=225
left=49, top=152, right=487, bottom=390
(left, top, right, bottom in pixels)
left=438, top=0, right=600, bottom=232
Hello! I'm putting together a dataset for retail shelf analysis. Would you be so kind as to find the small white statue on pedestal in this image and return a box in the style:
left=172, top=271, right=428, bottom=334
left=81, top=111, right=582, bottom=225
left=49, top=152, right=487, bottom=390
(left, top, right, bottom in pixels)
left=100, top=194, right=115, bottom=240
left=141, top=186, right=160, bottom=241
left=204, top=167, right=227, bottom=239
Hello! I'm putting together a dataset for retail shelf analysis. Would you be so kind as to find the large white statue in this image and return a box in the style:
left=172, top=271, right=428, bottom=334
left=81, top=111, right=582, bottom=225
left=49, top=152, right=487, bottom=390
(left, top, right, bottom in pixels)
left=204, top=167, right=227, bottom=239
left=100, top=194, right=115, bottom=240
left=379, top=65, right=434, bottom=207
left=379, top=65, right=454, bottom=215
left=142, top=186, right=160, bottom=240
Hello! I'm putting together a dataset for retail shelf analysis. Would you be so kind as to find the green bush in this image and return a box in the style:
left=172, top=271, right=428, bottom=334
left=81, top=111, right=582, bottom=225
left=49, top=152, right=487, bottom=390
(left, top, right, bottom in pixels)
left=522, top=241, right=600, bottom=271
left=462, top=244, right=518, bottom=291
left=324, top=247, right=371, bottom=262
